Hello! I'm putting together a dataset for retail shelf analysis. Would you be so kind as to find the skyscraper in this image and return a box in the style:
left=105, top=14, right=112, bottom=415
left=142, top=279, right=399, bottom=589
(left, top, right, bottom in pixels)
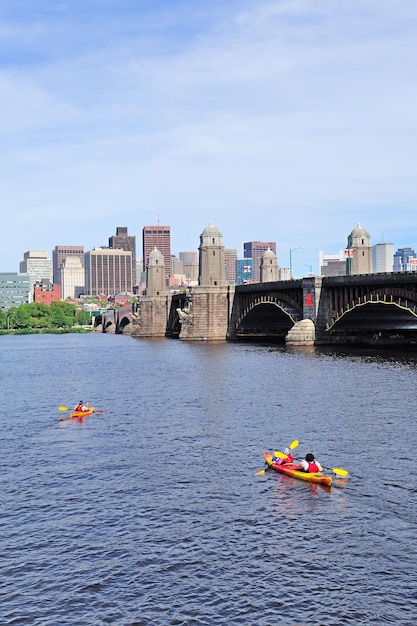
left=109, top=227, right=137, bottom=285
left=84, top=248, right=133, bottom=297
left=224, top=248, right=238, bottom=284
left=19, top=250, right=53, bottom=302
left=53, top=245, right=84, bottom=285
left=243, top=241, right=276, bottom=283
left=142, top=226, right=171, bottom=284
left=372, top=243, right=394, bottom=273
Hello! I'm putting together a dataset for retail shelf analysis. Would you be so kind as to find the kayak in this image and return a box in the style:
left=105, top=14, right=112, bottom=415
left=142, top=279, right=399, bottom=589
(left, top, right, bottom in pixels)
left=70, top=407, right=95, bottom=418
left=263, top=452, right=332, bottom=486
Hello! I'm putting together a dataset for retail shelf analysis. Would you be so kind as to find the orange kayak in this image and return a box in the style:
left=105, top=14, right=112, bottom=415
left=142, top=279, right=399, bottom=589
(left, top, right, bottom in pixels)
left=264, top=452, right=332, bottom=486
left=70, top=407, right=95, bottom=418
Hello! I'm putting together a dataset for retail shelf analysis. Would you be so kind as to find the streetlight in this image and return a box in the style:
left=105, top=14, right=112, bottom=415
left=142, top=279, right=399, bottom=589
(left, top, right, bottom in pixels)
left=305, top=264, right=313, bottom=276
left=289, top=247, right=303, bottom=278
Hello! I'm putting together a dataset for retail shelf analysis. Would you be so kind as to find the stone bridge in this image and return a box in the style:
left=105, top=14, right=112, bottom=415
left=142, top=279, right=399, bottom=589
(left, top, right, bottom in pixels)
left=98, top=272, right=417, bottom=346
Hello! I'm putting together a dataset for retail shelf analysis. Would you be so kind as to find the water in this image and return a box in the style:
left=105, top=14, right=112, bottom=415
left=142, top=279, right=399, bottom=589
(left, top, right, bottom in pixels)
left=1, top=333, right=416, bottom=625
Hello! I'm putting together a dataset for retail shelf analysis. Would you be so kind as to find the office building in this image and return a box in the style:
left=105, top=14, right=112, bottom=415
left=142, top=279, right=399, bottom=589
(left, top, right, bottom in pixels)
left=142, top=226, right=171, bottom=284
left=345, top=224, right=372, bottom=275
left=393, top=247, right=416, bottom=272
left=53, top=245, right=84, bottom=285
left=109, top=227, right=137, bottom=286
left=224, top=249, right=238, bottom=284
left=84, top=248, right=133, bottom=297
left=179, top=252, right=198, bottom=284
left=19, top=250, right=53, bottom=302
left=319, top=251, right=346, bottom=277
left=244, top=241, right=276, bottom=283
left=33, top=280, right=61, bottom=305
left=372, top=243, right=394, bottom=273
left=59, top=257, right=85, bottom=300
left=236, top=258, right=253, bottom=284
left=0, top=273, right=30, bottom=310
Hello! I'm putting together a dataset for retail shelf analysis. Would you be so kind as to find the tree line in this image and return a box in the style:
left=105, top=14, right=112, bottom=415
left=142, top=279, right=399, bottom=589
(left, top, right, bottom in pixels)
left=0, top=302, right=93, bottom=332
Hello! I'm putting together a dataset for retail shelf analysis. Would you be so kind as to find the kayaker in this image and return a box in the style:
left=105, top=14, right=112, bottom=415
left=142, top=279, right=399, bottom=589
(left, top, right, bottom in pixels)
left=299, top=453, right=323, bottom=473
left=74, top=401, right=83, bottom=411
left=273, top=447, right=294, bottom=465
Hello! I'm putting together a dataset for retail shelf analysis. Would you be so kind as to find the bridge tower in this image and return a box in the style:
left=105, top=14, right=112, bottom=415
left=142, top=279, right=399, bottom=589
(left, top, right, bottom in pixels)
left=346, top=223, right=372, bottom=275
left=198, top=221, right=226, bottom=286
left=260, top=248, right=279, bottom=282
left=146, top=247, right=166, bottom=296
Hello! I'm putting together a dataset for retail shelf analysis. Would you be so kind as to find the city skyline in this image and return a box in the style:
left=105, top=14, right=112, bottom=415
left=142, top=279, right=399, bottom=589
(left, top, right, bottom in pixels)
left=1, top=1, right=416, bottom=277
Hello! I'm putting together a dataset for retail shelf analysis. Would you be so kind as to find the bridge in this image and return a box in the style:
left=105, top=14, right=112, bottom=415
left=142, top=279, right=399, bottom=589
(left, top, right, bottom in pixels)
left=98, top=272, right=417, bottom=346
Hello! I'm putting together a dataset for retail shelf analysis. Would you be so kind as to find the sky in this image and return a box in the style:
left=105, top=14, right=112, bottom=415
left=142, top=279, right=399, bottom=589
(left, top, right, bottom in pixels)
left=1, top=0, right=416, bottom=278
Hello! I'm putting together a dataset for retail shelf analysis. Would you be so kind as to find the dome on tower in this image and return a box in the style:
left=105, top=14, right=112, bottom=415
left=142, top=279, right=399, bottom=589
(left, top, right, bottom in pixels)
left=262, top=247, right=276, bottom=259
left=200, top=221, right=222, bottom=239
left=350, top=223, right=370, bottom=239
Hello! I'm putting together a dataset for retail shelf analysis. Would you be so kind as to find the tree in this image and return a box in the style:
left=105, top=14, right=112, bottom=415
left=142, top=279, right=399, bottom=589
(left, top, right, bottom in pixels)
left=9, top=306, right=31, bottom=329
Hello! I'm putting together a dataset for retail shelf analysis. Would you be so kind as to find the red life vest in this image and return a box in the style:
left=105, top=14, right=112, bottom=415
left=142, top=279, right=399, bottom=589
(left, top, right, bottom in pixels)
left=308, top=461, right=319, bottom=472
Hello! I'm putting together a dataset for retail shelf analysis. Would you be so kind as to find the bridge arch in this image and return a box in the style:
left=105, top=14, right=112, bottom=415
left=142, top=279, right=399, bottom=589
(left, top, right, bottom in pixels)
left=235, top=296, right=301, bottom=340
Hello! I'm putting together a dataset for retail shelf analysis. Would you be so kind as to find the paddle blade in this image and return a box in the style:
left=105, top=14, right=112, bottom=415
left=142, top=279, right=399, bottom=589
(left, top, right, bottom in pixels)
left=58, top=406, right=69, bottom=411
left=289, top=439, right=299, bottom=450
left=333, top=467, right=349, bottom=477
left=255, top=469, right=266, bottom=475
left=273, top=451, right=288, bottom=458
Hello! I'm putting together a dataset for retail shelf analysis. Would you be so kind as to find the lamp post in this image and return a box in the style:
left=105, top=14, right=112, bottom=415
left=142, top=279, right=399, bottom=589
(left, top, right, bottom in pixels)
left=304, top=264, right=313, bottom=276
left=289, top=247, right=303, bottom=278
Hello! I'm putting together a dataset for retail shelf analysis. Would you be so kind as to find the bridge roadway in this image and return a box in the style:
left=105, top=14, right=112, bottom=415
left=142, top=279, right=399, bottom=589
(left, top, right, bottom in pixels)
left=103, top=272, right=417, bottom=346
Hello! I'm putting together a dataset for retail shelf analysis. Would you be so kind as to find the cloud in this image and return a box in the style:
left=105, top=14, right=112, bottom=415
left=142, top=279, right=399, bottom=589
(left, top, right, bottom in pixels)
left=0, top=0, right=416, bottom=274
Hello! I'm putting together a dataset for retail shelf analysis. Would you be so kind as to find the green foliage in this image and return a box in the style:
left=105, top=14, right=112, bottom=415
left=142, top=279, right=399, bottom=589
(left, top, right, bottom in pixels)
left=2, top=301, right=89, bottom=332
left=75, top=309, right=92, bottom=326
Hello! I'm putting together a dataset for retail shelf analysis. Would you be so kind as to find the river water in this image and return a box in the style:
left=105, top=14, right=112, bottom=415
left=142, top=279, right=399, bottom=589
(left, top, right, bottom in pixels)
left=1, top=333, right=416, bottom=626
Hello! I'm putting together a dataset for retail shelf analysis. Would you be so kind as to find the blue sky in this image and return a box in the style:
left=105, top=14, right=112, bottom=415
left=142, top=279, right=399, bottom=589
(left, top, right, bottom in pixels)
left=1, top=0, right=416, bottom=277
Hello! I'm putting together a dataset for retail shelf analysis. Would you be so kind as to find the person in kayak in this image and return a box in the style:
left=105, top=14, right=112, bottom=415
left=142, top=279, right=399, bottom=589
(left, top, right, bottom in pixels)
left=74, top=401, right=89, bottom=412
left=273, top=447, right=294, bottom=465
left=299, top=453, right=323, bottom=473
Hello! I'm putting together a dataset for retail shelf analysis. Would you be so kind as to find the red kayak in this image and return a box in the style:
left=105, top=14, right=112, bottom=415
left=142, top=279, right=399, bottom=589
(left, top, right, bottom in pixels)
left=264, top=452, right=332, bottom=486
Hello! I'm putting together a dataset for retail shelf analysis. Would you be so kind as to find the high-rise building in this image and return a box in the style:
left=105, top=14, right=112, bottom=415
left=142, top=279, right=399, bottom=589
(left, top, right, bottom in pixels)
left=224, top=248, right=238, bottom=284
left=372, top=243, right=394, bottom=273
left=84, top=248, right=133, bottom=297
left=59, top=257, right=85, bottom=299
left=236, top=259, right=253, bottom=284
left=243, top=241, right=276, bottom=283
left=53, top=245, right=84, bottom=285
left=393, top=247, right=416, bottom=272
left=142, top=226, right=171, bottom=283
left=0, top=272, right=30, bottom=310
left=179, top=252, right=198, bottom=284
left=319, top=251, right=346, bottom=277
left=345, top=224, right=372, bottom=275
left=109, top=227, right=137, bottom=286
left=19, top=250, right=53, bottom=302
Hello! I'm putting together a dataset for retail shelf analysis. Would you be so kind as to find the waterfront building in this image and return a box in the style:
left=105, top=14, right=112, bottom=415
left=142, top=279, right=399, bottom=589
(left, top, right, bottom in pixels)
left=224, top=248, right=238, bottom=284
left=52, top=245, right=84, bottom=285
left=393, top=247, right=416, bottom=272
left=146, top=248, right=166, bottom=296
left=59, top=257, right=85, bottom=300
left=84, top=248, right=133, bottom=297
left=142, top=226, right=171, bottom=284
left=372, top=243, right=394, bottom=273
left=19, top=250, right=53, bottom=303
left=243, top=241, right=276, bottom=283
left=346, top=224, right=372, bottom=275
left=33, top=280, right=61, bottom=305
left=319, top=251, right=346, bottom=277
left=0, top=272, right=30, bottom=310
left=198, top=222, right=227, bottom=286
left=260, top=248, right=279, bottom=282
left=109, top=227, right=137, bottom=286
left=236, top=258, right=253, bottom=284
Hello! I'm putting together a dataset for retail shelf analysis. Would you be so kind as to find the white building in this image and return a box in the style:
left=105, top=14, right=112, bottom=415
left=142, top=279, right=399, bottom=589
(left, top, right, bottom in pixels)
left=372, top=243, right=394, bottom=273
left=59, top=257, right=85, bottom=300
left=19, top=250, right=53, bottom=302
